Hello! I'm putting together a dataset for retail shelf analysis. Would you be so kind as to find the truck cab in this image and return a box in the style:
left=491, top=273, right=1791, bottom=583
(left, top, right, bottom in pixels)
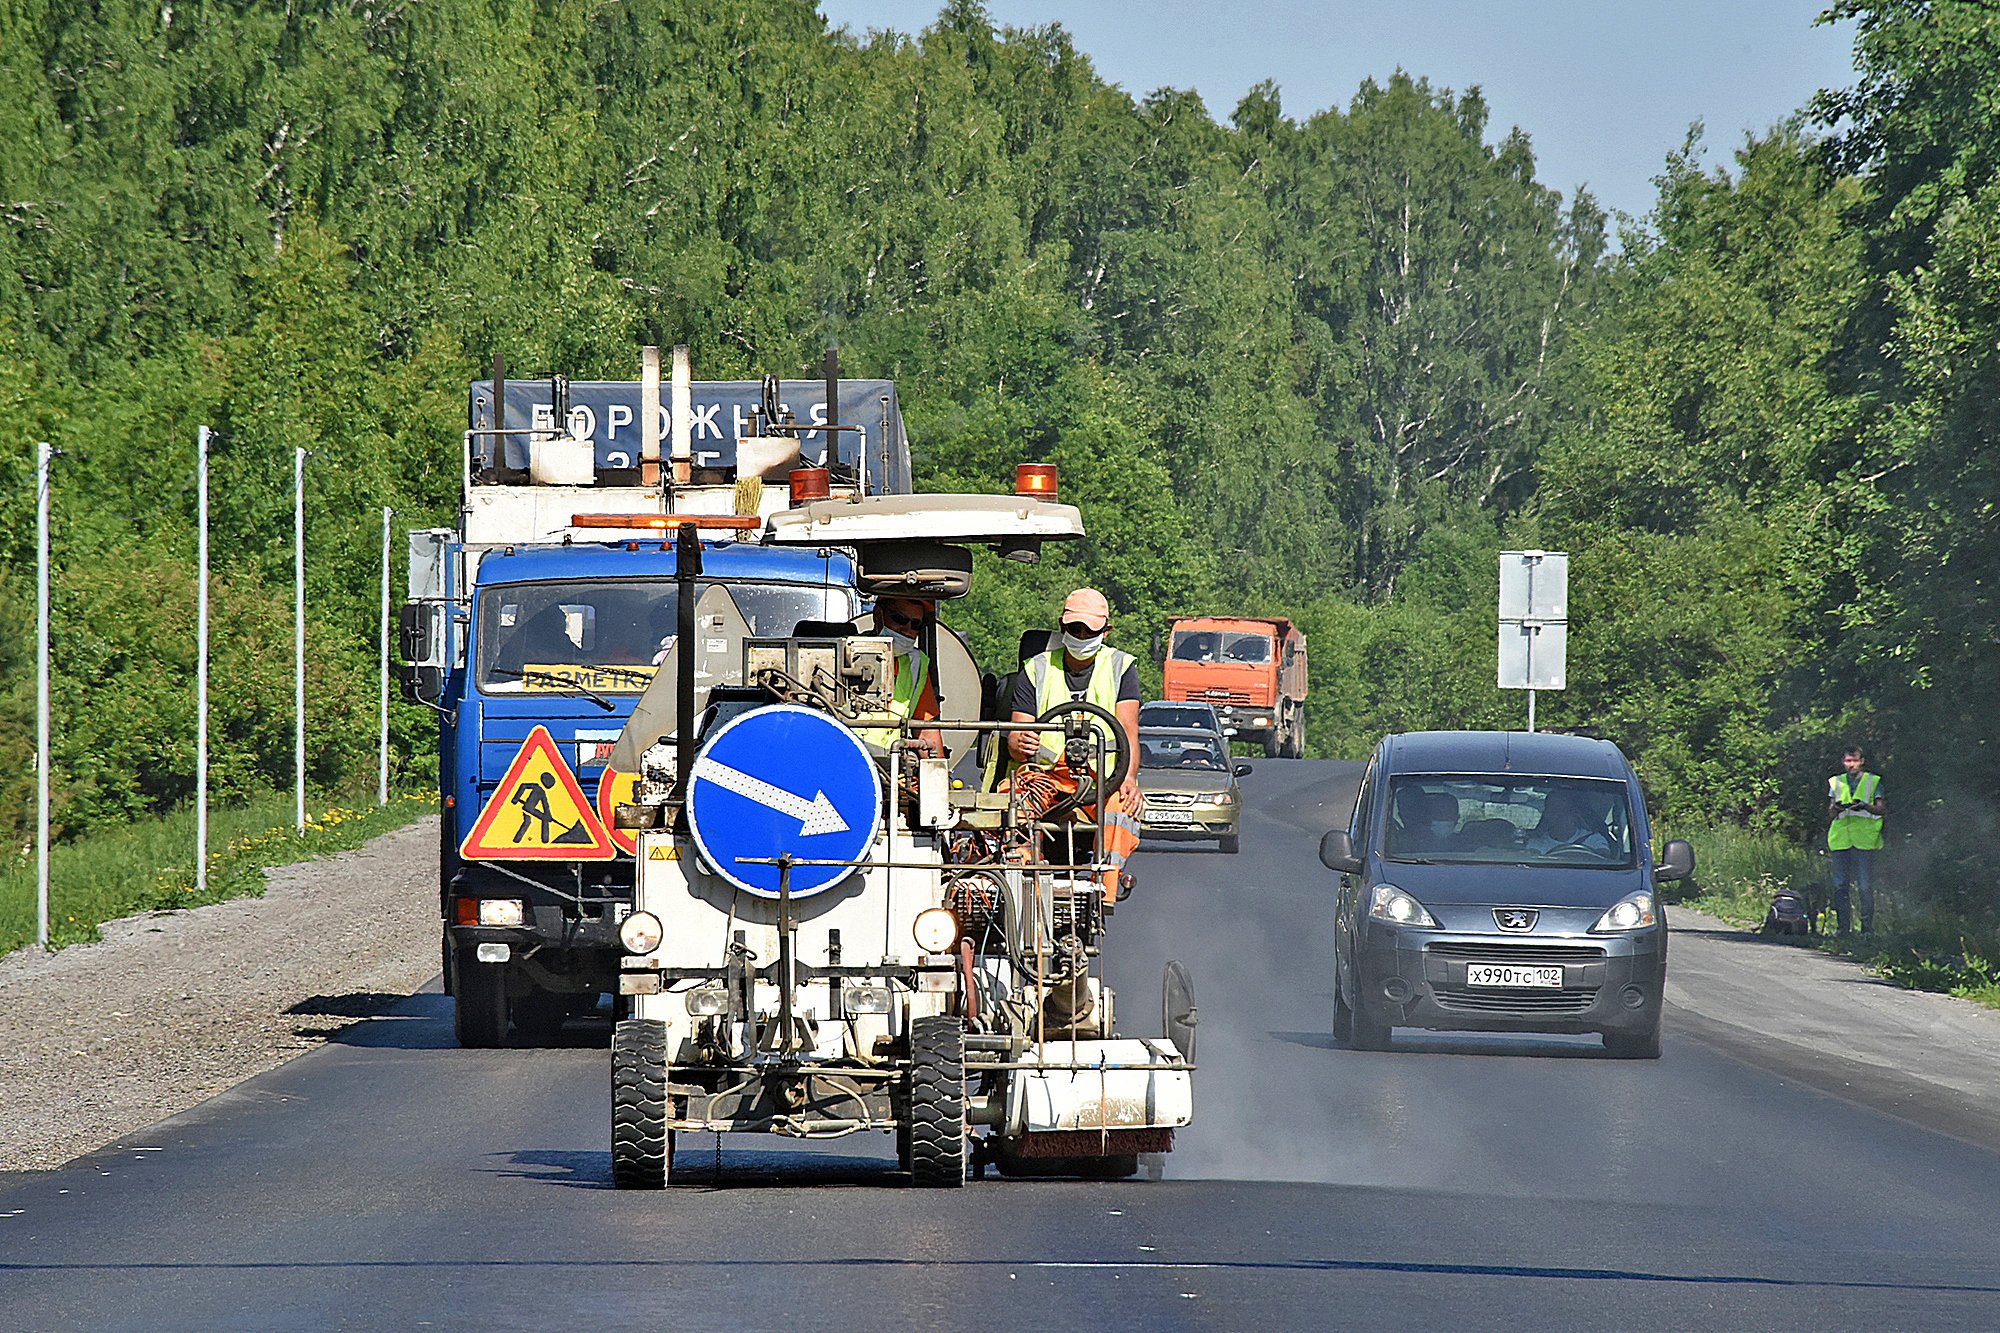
left=434, top=541, right=857, bottom=1046
left=1161, top=616, right=1308, bottom=758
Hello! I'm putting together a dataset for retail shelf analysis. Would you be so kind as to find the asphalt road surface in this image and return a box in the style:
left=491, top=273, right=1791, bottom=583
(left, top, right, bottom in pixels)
left=6, top=761, right=2000, bottom=1330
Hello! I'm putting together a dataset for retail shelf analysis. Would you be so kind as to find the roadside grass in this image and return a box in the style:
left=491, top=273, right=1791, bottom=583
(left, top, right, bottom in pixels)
left=1666, top=824, right=2000, bottom=1011
left=0, top=788, right=436, bottom=958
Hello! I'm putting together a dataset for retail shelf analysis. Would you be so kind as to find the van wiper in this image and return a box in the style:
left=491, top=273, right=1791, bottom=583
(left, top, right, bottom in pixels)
left=489, top=666, right=615, bottom=712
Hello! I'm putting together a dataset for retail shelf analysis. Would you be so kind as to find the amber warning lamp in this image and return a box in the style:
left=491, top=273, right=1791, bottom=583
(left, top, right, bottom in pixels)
left=1015, top=463, right=1058, bottom=499
left=788, top=466, right=832, bottom=506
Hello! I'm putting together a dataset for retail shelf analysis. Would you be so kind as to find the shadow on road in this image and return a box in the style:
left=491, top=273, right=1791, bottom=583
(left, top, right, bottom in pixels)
left=496, top=1143, right=903, bottom=1191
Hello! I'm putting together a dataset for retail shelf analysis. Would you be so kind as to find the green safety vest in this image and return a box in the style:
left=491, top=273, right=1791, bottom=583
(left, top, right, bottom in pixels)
left=981, top=647, right=1133, bottom=791
left=856, top=648, right=931, bottom=752
left=1827, top=771, right=1884, bottom=850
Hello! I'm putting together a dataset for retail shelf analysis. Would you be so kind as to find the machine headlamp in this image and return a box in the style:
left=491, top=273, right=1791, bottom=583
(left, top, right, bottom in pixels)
left=841, top=986, right=892, bottom=1014
left=685, top=985, right=730, bottom=1016
left=618, top=910, right=664, bottom=954
left=912, top=907, right=962, bottom=954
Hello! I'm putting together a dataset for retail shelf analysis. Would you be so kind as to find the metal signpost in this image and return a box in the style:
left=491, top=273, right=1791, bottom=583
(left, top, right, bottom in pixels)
left=379, top=505, right=393, bottom=805
left=198, top=427, right=210, bottom=894
left=35, top=442, right=51, bottom=949
left=685, top=705, right=883, bottom=899
left=1498, top=550, right=1568, bottom=732
left=295, top=447, right=306, bottom=832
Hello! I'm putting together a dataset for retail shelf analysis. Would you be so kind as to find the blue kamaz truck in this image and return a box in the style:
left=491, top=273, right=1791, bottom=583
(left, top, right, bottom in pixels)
left=399, top=348, right=908, bottom=1045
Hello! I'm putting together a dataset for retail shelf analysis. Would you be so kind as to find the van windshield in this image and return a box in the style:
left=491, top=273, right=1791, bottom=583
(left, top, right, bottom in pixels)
left=477, top=579, right=852, bottom=694
left=1384, top=775, right=1635, bottom=867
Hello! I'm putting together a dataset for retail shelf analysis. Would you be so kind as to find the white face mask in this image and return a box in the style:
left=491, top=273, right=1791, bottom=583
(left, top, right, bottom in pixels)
left=1062, top=629, right=1105, bottom=659
left=883, top=627, right=917, bottom=654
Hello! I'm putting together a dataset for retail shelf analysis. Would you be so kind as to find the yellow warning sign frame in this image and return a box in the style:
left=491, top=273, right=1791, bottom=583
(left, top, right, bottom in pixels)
left=460, top=726, right=617, bottom=861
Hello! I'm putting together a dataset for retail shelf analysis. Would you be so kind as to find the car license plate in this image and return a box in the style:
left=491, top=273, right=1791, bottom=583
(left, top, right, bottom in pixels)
left=1147, top=809, right=1194, bottom=825
left=1466, top=963, right=1564, bottom=988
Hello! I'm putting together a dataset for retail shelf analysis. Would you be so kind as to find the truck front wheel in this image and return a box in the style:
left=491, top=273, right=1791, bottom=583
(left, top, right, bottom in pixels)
left=452, top=945, right=509, bottom=1048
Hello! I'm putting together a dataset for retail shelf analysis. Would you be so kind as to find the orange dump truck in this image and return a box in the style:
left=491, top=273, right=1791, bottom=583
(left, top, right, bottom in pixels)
left=1161, top=616, right=1308, bottom=758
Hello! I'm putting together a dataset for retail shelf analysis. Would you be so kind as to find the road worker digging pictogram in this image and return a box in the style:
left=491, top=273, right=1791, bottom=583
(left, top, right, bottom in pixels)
left=459, top=726, right=616, bottom=861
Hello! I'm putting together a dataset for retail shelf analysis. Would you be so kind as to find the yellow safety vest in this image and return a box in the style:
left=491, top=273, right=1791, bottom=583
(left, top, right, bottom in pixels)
left=1028, top=646, right=1133, bottom=761
left=856, top=649, right=931, bottom=752
left=1827, top=772, right=1883, bottom=850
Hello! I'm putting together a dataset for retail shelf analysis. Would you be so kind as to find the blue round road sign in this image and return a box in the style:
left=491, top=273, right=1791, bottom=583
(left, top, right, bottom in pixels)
left=686, top=704, right=883, bottom=898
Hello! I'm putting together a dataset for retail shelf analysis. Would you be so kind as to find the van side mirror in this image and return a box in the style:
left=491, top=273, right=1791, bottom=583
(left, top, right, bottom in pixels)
left=1654, top=839, right=1695, bottom=881
left=1318, top=828, right=1361, bottom=874
left=1150, top=630, right=1164, bottom=664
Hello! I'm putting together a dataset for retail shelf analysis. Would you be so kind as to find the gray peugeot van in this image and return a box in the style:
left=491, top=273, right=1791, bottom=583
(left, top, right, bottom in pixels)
left=1318, top=731, right=1694, bottom=1058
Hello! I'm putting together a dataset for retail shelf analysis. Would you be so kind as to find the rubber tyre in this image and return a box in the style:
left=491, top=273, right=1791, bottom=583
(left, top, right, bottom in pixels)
left=611, top=1019, right=674, bottom=1188
left=1219, top=833, right=1240, bottom=854
left=1603, top=1013, right=1663, bottom=1060
left=905, top=1015, right=967, bottom=1187
left=1261, top=730, right=1281, bottom=759
left=452, top=946, right=509, bottom=1049
left=1349, top=996, right=1392, bottom=1052
left=1288, top=707, right=1307, bottom=758
left=1331, top=956, right=1354, bottom=1044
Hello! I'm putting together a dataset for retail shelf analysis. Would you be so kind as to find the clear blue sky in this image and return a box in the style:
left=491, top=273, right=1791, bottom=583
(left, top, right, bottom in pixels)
left=815, top=0, right=1859, bottom=228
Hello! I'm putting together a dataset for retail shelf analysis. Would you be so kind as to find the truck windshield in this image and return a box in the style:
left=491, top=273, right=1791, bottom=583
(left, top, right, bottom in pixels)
left=1383, top=775, right=1636, bottom=867
left=477, top=579, right=852, bottom=695
left=1172, top=630, right=1271, bottom=664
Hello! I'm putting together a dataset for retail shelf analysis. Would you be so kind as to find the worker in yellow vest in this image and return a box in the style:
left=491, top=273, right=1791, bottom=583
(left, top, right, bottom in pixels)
left=1826, top=744, right=1886, bottom=934
left=858, top=595, right=943, bottom=759
left=999, top=587, right=1144, bottom=898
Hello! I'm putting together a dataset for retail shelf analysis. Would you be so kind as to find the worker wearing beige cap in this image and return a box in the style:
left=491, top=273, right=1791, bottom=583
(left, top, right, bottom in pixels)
left=992, top=587, right=1144, bottom=896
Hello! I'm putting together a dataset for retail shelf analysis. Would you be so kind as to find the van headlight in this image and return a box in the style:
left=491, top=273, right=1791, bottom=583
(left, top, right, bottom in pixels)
left=618, top=910, right=664, bottom=954
left=913, top=907, right=961, bottom=954
left=1367, top=883, right=1439, bottom=928
left=1591, top=892, right=1656, bottom=933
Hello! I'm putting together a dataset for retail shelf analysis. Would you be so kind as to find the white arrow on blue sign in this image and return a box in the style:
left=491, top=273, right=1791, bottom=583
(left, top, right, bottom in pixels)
left=685, top=704, right=883, bottom=898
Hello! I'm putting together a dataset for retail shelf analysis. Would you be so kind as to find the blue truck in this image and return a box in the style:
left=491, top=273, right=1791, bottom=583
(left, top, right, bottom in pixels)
left=399, top=349, right=908, bottom=1045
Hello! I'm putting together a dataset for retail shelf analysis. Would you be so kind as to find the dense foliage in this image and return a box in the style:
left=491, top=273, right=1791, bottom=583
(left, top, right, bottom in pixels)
left=0, top=1, right=1992, bottom=925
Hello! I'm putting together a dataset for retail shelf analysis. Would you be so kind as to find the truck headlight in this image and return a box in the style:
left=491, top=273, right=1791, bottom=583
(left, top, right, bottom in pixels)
left=477, top=899, right=524, bottom=927
left=912, top=907, right=961, bottom=954
left=1591, top=892, right=1656, bottom=933
left=618, top=910, right=664, bottom=954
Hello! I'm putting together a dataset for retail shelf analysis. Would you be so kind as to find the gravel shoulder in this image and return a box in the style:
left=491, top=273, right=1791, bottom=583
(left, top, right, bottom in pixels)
left=0, top=816, right=440, bottom=1174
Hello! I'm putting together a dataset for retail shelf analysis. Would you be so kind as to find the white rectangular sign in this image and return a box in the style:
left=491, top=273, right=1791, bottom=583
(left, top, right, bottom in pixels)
left=1498, top=550, right=1567, bottom=620
left=1498, top=620, right=1567, bottom=690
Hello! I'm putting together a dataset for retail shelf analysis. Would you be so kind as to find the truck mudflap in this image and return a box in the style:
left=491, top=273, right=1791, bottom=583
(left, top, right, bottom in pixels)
left=1000, top=1037, right=1193, bottom=1137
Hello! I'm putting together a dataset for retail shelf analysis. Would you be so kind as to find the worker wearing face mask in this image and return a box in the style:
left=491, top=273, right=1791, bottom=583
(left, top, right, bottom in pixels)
left=856, top=594, right=944, bottom=758
left=995, top=587, right=1144, bottom=897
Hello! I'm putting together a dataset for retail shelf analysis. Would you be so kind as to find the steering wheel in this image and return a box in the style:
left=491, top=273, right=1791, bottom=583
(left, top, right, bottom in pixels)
left=1033, top=699, right=1134, bottom=814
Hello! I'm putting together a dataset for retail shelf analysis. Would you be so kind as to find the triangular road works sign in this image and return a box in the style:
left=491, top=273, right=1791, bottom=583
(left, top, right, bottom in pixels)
left=460, top=726, right=617, bottom=861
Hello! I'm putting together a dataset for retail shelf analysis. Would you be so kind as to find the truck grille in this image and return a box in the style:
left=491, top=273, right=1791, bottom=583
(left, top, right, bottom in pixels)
left=1193, top=688, right=1252, bottom=705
